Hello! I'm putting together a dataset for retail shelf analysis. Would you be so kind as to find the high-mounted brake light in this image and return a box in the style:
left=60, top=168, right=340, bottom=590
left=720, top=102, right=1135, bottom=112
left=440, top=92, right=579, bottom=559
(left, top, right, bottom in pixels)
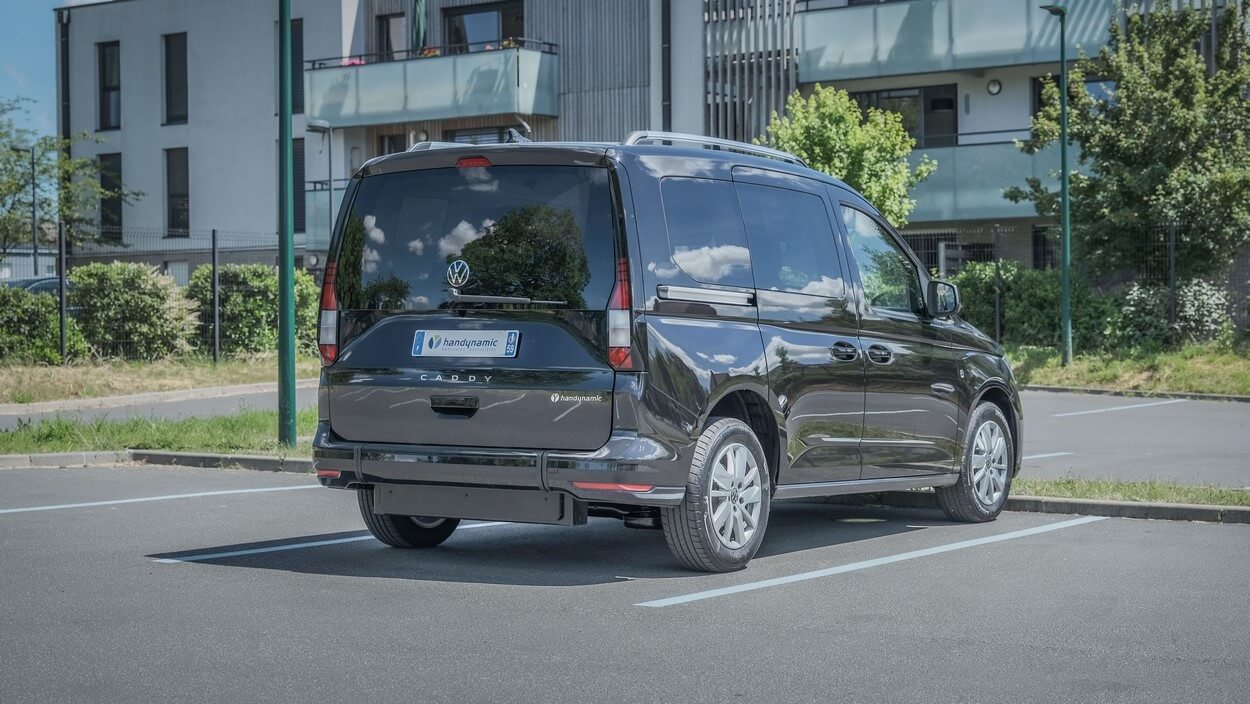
left=607, top=257, right=634, bottom=370
left=456, top=156, right=492, bottom=168
left=318, top=263, right=338, bottom=366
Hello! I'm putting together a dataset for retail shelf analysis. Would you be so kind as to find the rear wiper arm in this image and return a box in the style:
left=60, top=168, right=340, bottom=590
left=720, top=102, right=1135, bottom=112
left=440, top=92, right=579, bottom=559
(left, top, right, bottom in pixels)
left=449, top=290, right=567, bottom=306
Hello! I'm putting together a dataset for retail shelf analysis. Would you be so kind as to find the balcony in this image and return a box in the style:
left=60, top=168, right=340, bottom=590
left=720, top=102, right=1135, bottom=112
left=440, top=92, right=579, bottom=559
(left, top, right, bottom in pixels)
left=908, top=138, right=1059, bottom=224
left=304, top=40, right=559, bottom=129
left=797, top=0, right=1116, bottom=83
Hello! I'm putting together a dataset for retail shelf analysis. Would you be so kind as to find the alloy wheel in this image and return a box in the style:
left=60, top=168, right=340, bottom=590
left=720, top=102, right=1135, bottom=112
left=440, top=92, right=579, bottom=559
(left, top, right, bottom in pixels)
left=971, top=420, right=1009, bottom=508
left=707, top=442, right=763, bottom=550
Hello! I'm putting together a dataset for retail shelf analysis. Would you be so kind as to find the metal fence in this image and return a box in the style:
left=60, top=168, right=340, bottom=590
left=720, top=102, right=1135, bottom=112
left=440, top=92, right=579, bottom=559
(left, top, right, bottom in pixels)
left=2, top=225, right=323, bottom=363
left=901, top=221, right=1250, bottom=348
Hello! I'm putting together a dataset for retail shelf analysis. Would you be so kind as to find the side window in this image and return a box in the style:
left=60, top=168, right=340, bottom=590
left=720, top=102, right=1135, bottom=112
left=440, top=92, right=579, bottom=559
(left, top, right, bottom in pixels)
left=839, top=205, right=923, bottom=315
left=736, top=182, right=843, bottom=297
left=658, top=178, right=753, bottom=288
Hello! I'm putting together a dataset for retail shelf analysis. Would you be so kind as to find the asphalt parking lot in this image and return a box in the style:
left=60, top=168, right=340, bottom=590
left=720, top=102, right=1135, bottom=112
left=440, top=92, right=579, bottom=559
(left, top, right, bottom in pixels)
left=2, top=464, right=1248, bottom=703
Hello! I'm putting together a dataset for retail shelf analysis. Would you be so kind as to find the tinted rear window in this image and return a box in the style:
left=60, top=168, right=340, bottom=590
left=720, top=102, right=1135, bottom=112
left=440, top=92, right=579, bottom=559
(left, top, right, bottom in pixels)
left=736, top=182, right=844, bottom=298
left=335, top=165, right=617, bottom=310
left=658, top=178, right=754, bottom=288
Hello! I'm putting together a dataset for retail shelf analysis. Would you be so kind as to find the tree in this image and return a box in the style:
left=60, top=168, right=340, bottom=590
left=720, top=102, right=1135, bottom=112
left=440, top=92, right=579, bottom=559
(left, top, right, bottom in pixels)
left=756, top=84, right=936, bottom=227
left=1006, top=2, right=1250, bottom=280
left=1, top=97, right=142, bottom=265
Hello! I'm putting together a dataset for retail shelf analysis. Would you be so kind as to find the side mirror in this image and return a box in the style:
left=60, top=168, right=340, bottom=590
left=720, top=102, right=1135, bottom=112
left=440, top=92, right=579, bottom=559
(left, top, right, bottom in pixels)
left=927, top=280, right=960, bottom=318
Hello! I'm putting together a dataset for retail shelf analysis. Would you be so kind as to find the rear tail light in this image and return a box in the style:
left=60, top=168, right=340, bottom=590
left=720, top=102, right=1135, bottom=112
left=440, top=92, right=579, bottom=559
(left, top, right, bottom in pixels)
left=318, top=262, right=338, bottom=366
left=607, top=257, right=634, bottom=370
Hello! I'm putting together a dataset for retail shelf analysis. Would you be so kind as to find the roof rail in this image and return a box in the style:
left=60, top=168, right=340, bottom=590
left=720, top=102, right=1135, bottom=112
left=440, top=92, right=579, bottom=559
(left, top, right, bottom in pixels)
left=621, top=131, right=807, bottom=167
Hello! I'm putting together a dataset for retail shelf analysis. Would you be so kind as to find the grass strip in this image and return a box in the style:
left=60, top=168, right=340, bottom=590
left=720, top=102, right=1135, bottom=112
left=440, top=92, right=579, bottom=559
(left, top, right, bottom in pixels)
left=0, top=355, right=321, bottom=404
left=1013, top=476, right=1250, bottom=508
left=1008, top=343, right=1250, bottom=397
left=0, top=409, right=316, bottom=457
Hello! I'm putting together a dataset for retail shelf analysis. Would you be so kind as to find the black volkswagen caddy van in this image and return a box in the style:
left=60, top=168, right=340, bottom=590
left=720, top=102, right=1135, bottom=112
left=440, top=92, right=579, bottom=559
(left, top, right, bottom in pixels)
left=313, top=132, right=1023, bottom=572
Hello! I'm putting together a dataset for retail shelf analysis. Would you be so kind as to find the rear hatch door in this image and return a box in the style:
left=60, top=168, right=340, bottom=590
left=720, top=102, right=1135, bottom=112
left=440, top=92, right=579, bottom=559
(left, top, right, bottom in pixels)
left=327, top=150, right=620, bottom=452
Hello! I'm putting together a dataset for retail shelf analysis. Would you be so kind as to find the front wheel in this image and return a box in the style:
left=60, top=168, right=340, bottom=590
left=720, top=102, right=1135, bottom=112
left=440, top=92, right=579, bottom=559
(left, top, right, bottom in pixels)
left=662, top=417, right=771, bottom=573
left=357, top=489, right=460, bottom=548
left=936, top=402, right=1015, bottom=522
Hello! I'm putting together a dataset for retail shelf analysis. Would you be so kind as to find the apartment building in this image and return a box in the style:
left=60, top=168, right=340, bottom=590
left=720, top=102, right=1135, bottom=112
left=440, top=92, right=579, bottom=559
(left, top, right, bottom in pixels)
left=54, top=0, right=1240, bottom=275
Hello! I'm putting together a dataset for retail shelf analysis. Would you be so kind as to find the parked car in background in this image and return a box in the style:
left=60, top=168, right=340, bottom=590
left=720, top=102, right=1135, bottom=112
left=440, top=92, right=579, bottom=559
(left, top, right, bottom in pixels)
left=313, top=132, right=1023, bottom=572
left=1, top=277, right=69, bottom=296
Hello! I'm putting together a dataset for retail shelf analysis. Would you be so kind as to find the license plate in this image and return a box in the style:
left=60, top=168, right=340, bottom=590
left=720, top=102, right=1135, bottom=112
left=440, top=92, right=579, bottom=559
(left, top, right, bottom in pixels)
left=411, top=330, right=519, bottom=358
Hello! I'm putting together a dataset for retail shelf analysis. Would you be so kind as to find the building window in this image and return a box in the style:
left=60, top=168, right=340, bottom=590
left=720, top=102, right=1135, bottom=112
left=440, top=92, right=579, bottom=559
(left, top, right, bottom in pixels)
left=376, top=134, right=407, bottom=155
left=164, top=33, right=187, bottom=124
left=444, top=1, right=523, bottom=53
left=1032, top=75, right=1117, bottom=116
left=851, top=84, right=957, bottom=148
left=294, top=138, right=305, bottom=234
left=98, top=41, right=121, bottom=130
left=376, top=13, right=408, bottom=59
left=165, top=148, right=190, bottom=235
left=98, top=153, right=122, bottom=241
left=443, top=126, right=518, bottom=145
left=291, top=18, right=304, bottom=114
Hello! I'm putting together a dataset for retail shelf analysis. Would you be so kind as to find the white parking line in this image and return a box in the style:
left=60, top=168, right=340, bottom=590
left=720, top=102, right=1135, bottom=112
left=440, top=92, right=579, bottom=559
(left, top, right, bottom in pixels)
left=1022, top=452, right=1074, bottom=460
left=635, top=516, right=1107, bottom=608
left=153, top=521, right=509, bottom=563
left=1053, top=398, right=1187, bottom=417
left=0, top=484, right=319, bottom=515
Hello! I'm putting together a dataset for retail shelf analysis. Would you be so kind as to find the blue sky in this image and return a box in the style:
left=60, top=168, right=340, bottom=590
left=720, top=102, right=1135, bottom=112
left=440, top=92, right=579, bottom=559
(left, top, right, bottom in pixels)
left=1, top=0, right=66, bottom=137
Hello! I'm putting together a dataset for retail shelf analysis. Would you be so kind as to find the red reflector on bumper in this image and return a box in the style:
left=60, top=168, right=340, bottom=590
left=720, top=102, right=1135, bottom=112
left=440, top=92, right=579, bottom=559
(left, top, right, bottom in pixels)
left=316, top=469, right=342, bottom=479
left=571, top=482, right=653, bottom=492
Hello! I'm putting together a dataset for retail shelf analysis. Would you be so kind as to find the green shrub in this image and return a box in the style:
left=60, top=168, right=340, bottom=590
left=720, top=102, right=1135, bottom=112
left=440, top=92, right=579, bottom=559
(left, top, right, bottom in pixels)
left=0, top=287, right=88, bottom=364
left=950, top=261, right=1112, bottom=350
left=186, top=264, right=318, bottom=355
left=1105, top=279, right=1233, bottom=350
left=68, top=263, right=197, bottom=360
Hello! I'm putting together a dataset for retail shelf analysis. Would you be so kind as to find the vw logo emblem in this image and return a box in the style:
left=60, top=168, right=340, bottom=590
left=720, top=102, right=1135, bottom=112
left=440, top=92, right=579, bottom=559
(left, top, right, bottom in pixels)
left=446, top=259, right=471, bottom=288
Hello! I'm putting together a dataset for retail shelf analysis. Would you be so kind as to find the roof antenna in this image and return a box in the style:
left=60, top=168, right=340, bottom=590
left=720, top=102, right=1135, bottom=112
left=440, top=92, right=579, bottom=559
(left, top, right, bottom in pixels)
left=505, top=128, right=531, bottom=144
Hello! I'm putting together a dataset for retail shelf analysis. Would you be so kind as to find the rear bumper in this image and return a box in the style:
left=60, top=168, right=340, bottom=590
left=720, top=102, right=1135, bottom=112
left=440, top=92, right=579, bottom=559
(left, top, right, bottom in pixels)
left=312, top=422, right=687, bottom=513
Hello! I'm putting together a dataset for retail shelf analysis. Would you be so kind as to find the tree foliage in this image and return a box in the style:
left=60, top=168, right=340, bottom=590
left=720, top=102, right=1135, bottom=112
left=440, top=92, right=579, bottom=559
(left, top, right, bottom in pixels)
left=456, top=205, right=591, bottom=308
left=1006, top=2, right=1250, bottom=278
left=756, top=84, right=936, bottom=227
left=0, top=286, right=88, bottom=364
left=0, top=97, right=142, bottom=264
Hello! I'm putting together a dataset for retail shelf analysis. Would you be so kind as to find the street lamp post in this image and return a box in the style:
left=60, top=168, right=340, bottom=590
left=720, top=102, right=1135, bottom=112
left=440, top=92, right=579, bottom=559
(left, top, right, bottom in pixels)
left=10, top=144, right=37, bottom=277
left=277, top=0, right=297, bottom=446
left=1042, top=4, right=1073, bottom=366
left=306, top=118, right=333, bottom=248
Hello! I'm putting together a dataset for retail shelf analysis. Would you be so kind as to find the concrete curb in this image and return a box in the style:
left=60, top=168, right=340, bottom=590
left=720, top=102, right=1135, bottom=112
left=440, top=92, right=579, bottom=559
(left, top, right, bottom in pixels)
left=129, top=450, right=312, bottom=474
left=821, top=490, right=1250, bottom=524
left=1023, top=384, right=1250, bottom=404
left=0, top=451, right=132, bottom=469
left=0, top=378, right=319, bottom=416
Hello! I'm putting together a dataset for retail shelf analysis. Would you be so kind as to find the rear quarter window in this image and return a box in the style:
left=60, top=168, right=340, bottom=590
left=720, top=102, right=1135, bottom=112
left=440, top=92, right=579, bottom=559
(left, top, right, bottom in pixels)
left=736, top=182, right=844, bottom=298
left=658, top=177, right=754, bottom=288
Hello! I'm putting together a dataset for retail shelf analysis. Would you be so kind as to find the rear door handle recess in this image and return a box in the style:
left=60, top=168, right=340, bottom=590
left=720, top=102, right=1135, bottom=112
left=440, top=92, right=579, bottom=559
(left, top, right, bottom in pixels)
left=430, top=395, right=479, bottom=418
left=830, top=341, right=859, bottom=362
left=930, top=383, right=956, bottom=396
left=866, top=344, right=893, bottom=365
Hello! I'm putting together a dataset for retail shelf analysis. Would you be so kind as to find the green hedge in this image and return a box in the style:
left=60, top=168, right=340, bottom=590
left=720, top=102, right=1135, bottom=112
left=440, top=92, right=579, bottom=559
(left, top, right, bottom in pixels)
left=950, top=261, right=1115, bottom=350
left=0, top=287, right=88, bottom=364
left=68, top=263, right=197, bottom=360
left=186, top=264, right=318, bottom=355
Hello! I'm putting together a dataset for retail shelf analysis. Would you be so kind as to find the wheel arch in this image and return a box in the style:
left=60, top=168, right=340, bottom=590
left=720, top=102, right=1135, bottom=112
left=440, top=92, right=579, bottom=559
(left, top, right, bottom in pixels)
left=972, top=381, right=1023, bottom=475
left=702, top=385, right=783, bottom=487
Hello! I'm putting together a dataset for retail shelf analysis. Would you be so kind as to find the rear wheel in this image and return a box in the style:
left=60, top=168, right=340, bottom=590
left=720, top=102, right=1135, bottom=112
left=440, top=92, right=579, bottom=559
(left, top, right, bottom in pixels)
left=357, top=489, right=460, bottom=548
left=662, top=417, right=771, bottom=573
left=936, top=402, right=1014, bottom=522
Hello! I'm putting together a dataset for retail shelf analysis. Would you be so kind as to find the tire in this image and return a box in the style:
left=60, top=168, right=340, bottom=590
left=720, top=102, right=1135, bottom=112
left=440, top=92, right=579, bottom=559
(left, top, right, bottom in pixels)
left=357, top=489, right=460, bottom=548
left=936, top=402, right=1015, bottom=522
left=662, top=417, right=771, bottom=573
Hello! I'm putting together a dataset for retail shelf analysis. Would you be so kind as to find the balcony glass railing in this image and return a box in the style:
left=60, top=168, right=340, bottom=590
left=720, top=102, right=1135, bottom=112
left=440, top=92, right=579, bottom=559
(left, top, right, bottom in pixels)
left=797, top=0, right=1116, bottom=82
left=304, top=181, right=350, bottom=254
left=908, top=137, right=1059, bottom=223
left=304, top=39, right=559, bottom=128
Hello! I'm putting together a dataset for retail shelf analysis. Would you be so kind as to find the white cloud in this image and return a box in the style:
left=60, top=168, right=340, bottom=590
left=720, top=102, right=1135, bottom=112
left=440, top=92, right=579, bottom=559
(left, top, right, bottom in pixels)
left=363, top=214, right=384, bottom=244
left=406, top=239, right=424, bottom=255
left=438, top=218, right=494, bottom=258
left=795, top=276, right=844, bottom=297
left=672, top=245, right=750, bottom=283
left=407, top=295, right=430, bottom=307
left=697, top=352, right=737, bottom=364
left=3, top=63, right=28, bottom=91
left=362, top=246, right=380, bottom=274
